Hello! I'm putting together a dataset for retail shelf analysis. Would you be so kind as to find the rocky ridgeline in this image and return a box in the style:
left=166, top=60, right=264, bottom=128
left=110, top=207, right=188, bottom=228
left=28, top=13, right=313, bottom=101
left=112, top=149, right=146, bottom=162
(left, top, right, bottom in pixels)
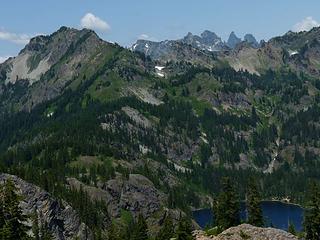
left=0, top=173, right=92, bottom=240
left=194, top=224, right=298, bottom=240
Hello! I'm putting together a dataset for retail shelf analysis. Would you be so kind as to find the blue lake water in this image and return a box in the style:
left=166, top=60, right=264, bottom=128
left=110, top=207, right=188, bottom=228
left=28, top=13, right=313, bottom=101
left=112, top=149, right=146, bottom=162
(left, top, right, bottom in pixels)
left=193, top=201, right=304, bottom=231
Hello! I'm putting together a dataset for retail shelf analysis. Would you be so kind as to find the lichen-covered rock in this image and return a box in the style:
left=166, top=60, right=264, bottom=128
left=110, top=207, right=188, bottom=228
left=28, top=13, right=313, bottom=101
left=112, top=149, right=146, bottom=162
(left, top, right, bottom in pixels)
left=194, top=224, right=298, bottom=240
left=0, top=173, right=92, bottom=240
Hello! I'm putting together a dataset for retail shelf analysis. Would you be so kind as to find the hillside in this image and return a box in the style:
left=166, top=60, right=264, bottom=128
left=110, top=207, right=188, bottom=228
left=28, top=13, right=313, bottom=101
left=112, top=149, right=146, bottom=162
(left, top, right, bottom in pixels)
left=1, top=26, right=320, bottom=237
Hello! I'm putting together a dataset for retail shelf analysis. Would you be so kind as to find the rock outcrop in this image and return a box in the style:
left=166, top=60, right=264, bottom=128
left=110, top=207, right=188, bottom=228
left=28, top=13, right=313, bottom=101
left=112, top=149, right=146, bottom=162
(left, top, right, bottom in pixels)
left=0, top=173, right=92, bottom=240
left=244, top=34, right=259, bottom=48
left=194, top=224, right=298, bottom=240
left=227, top=32, right=242, bottom=49
left=67, top=174, right=166, bottom=219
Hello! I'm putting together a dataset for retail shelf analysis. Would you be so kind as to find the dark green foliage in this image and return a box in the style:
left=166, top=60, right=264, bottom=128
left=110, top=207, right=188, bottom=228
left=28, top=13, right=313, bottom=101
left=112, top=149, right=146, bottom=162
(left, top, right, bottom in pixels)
left=62, top=186, right=109, bottom=233
left=288, top=222, right=296, bottom=236
left=0, top=179, right=30, bottom=239
left=170, top=66, right=209, bottom=86
left=156, top=214, right=174, bottom=240
left=246, top=177, right=264, bottom=227
left=131, top=214, right=149, bottom=240
left=107, top=223, right=122, bottom=240
left=214, top=177, right=240, bottom=230
left=200, top=143, right=212, bottom=168
left=0, top=60, right=319, bottom=208
left=304, top=182, right=320, bottom=240
left=212, top=66, right=249, bottom=93
left=2, top=47, right=320, bottom=238
left=167, top=184, right=200, bottom=211
left=32, top=210, right=54, bottom=240
left=200, top=108, right=250, bottom=164
left=176, top=216, right=194, bottom=240
left=39, top=223, right=54, bottom=240
left=32, top=211, right=40, bottom=240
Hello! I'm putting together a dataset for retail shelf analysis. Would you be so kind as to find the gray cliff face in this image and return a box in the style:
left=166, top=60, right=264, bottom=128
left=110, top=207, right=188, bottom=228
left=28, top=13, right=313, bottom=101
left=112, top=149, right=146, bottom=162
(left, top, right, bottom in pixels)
left=227, top=32, right=242, bottom=49
left=0, top=173, right=93, bottom=240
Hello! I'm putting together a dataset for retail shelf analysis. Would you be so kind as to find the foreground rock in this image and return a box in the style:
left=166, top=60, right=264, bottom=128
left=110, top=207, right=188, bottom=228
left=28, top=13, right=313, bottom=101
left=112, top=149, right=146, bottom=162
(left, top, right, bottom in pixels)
left=0, top=173, right=92, bottom=240
left=194, top=224, right=298, bottom=240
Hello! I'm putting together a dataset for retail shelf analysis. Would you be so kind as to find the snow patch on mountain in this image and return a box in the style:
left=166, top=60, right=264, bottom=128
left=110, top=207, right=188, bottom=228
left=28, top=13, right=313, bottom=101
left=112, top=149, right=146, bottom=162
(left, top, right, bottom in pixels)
left=289, top=50, right=299, bottom=56
left=155, top=66, right=165, bottom=71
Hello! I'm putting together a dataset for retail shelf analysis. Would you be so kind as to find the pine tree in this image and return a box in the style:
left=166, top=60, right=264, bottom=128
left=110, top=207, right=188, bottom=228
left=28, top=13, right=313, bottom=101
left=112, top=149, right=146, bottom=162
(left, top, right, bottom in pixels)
left=288, top=222, right=296, bottom=236
left=107, top=223, right=122, bottom=240
left=40, top=222, right=54, bottom=240
left=131, top=214, right=149, bottom=240
left=251, top=106, right=259, bottom=124
left=214, top=177, right=240, bottom=230
left=247, top=177, right=264, bottom=227
left=0, top=179, right=30, bottom=239
left=304, top=182, right=320, bottom=240
left=156, top=214, right=174, bottom=240
left=32, top=210, right=40, bottom=240
left=176, top=215, right=194, bottom=240
left=0, top=183, right=5, bottom=229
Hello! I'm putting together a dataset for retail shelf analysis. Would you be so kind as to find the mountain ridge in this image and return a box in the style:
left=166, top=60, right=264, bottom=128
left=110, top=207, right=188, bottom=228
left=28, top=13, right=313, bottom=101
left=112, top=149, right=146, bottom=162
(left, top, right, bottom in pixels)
left=1, top=25, right=320, bottom=238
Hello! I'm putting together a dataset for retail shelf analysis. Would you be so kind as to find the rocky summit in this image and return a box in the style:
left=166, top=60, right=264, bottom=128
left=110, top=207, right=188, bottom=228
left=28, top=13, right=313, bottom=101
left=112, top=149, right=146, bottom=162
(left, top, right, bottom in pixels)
left=227, top=32, right=242, bottom=49
left=194, top=224, right=298, bottom=240
left=243, top=34, right=260, bottom=48
left=182, top=30, right=226, bottom=52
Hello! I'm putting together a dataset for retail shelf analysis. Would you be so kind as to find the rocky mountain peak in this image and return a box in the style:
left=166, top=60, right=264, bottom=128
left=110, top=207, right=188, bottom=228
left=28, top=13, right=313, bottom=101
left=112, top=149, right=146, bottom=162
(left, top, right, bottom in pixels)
left=20, top=35, right=49, bottom=54
left=227, top=31, right=242, bottom=48
left=20, top=27, right=98, bottom=54
left=1, top=26, right=103, bottom=86
left=181, top=30, right=224, bottom=51
left=200, top=30, right=221, bottom=44
left=185, top=32, right=194, bottom=39
left=244, top=33, right=259, bottom=48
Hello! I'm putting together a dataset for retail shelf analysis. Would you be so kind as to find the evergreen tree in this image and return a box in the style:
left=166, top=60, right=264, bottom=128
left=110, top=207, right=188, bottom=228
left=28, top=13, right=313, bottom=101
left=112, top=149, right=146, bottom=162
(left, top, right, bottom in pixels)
left=214, top=177, right=240, bottom=230
left=200, top=143, right=212, bottom=168
left=40, top=222, right=54, bottom=240
left=32, top=211, right=40, bottom=240
left=0, top=183, right=5, bottom=230
left=247, top=177, right=264, bottom=227
left=0, top=179, right=30, bottom=239
left=156, top=214, right=174, bottom=240
left=176, top=216, right=193, bottom=240
left=107, top=223, right=122, bottom=240
left=251, top=106, right=259, bottom=124
left=304, top=182, right=320, bottom=240
left=288, top=222, right=296, bottom=236
left=131, top=214, right=149, bottom=240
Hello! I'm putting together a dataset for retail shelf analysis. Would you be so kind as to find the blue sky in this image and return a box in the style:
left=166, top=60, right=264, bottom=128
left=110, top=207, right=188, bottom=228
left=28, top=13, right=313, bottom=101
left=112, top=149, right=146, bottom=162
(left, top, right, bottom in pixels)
left=1, top=0, right=320, bottom=61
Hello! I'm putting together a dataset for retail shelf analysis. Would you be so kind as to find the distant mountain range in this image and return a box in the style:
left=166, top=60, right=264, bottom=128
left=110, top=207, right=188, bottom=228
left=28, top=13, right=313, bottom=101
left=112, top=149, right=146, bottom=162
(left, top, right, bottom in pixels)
left=131, top=30, right=260, bottom=60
